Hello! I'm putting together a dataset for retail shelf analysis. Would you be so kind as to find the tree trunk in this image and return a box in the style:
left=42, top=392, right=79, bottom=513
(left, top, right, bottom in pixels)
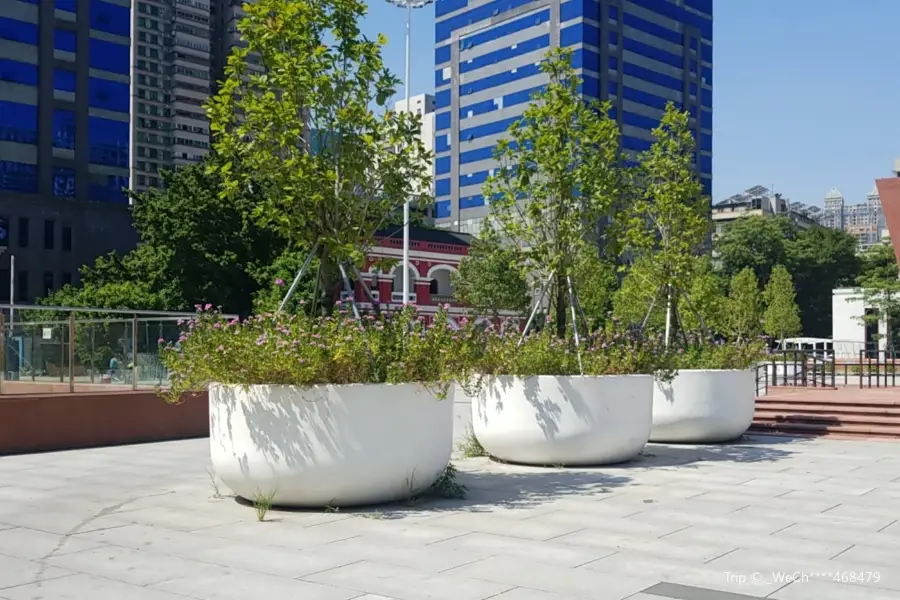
left=555, top=273, right=567, bottom=338
left=664, top=284, right=673, bottom=348
left=318, top=246, right=337, bottom=315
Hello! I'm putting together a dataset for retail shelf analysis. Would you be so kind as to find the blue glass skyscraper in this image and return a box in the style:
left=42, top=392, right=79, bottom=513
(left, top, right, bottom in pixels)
left=433, top=0, right=712, bottom=234
left=0, top=0, right=136, bottom=299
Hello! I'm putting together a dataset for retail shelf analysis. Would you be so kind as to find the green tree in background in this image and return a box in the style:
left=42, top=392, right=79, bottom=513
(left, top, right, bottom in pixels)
left=715, top=215, right=794, bottom=283
left=43, top=164, right=291, bottom=315
left=617, top=103, right=710, bottom=344
left=452, top=226, right=529, bottom=317
left=207, top=0, right=430, bottom=310
left=763, top=264, right=802, bottom=345
left=715, top=216, right=861, bottom=337
left=727, top=267, right=763, bottom=343
left=484, top=47, right=623, bottom=337
left=854, top=239, right=900, bottom=353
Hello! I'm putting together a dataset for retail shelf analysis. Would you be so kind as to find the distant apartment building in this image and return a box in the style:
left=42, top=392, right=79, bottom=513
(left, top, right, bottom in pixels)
left=818, top=186, right=886, bottom=253
left=711, top=185, right=816, bottom=237
left=130, top=0, right=214, bottom=192
left=0, top=0, right=139, bottom=301
left=395, top=93, right=435, bottom=222
left=433, top=0, right=713, bottom=237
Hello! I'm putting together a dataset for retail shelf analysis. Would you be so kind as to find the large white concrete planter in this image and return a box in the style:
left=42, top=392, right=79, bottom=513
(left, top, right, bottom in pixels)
left=471, top=375, right=653, bottom=466
left=209, top=383, right=453, bottom=507
left=650, top=369, right=755, bottom=443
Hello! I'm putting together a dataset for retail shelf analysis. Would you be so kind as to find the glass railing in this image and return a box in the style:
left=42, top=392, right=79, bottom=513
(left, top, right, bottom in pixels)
left=0, top=304, right=235, bottom=395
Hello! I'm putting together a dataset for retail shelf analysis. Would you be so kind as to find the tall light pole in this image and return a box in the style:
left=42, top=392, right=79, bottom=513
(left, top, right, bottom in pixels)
left=386, top=0, right=433, bottom=304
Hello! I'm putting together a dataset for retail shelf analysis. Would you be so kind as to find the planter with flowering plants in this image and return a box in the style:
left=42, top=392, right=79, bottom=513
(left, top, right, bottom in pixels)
left=466, top=320, right=670, bottom=466
left=160, top=305, right=479, bottom=508
left=650, top=339, right=766, bottom=444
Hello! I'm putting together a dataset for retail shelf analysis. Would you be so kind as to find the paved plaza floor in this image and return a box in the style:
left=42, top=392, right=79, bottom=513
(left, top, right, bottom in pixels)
left=1, top=435, right=900, bottom=600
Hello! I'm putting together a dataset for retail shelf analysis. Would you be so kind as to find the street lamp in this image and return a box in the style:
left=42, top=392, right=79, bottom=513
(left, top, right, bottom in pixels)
left=385, top=0, right=433, bottom=305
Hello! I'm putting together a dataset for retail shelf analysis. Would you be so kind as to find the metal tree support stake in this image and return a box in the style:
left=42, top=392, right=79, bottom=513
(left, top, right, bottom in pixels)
left=337, top=262, right=362, bottom=321
left=566, top=275, right=584, bottom=374
left=519, top=270, right=555, bottom=347
left=278, top=241, right=319, bottom=313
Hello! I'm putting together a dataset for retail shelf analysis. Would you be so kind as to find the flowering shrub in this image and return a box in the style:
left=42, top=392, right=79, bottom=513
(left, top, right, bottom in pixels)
left=669, top=335, right=766, bottom=370
left=159, top=304, right=483, bottom=403
left=473, top=317, right=672, bottom=378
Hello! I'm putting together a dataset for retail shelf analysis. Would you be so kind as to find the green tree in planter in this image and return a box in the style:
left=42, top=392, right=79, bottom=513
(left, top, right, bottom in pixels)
left=207, top=0, right=431, bottom=309
left=853, top=239, right=900, bottom=353
left=727, top=267, right=763, bottom=343
left=452, top=225, right=529, bottom=318
left=617, top=103, right=710, bottom=345
left=679, top=256, right=728, bottom=335
left=763, top=264, right=802, bottom=345
left=483, top=47, right=623, bottom=337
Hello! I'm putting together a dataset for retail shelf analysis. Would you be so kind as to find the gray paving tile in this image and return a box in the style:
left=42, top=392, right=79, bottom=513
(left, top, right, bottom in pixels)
left=45, top=545, right=223, bottom=586
left=444, top=555, right=653, bottom=599
left=1, top=573, right=190, bottom=600
left=429, top=531, right=613, bottom=567
left=641, top=581, right=767, bottom=599
left=152, top=567, right=360, bottom=600
left=0, top=526, right=106, bottom=561
left=302, top=559, right=514, bottom=600
left=770, top=579, right=900, bottom=600
left=186, top=542, right=359, bottom=578
left=0, top=553, right=74, bottom=591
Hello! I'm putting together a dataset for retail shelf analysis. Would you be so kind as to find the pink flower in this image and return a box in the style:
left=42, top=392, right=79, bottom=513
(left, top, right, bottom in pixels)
left=214, top=323, right=222, bottom=329
left=157, top=337, right=165, bottom=344
left=204, top=303, right=213, bottom=311
left=216, top=345, right=224, bottom=352
left=275, top=278, right=285, bottom=286
left=545, top=315, right=552, bottom=323
left=443, top=303, right=451, bottom=310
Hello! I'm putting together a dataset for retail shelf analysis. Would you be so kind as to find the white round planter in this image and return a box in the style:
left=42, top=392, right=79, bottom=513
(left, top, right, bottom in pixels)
left=471, top=375, right=653, bottom=466
left=650, top=369, right=755, bottom=443
left=209, top=383, right=453, bottom=507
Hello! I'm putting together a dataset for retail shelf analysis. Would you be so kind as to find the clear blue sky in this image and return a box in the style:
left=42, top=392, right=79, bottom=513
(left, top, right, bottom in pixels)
left=362, top=0, right=900, bottom=206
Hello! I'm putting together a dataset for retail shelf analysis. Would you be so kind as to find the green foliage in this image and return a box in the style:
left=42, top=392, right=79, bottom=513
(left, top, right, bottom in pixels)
left=475, top=319, right=671, bottom=378
left=714, top=216, right=794, bottom=283
left=763, top=264, right=802, bottom=342
left=670, top=338, right=767, bottom=370
left=207, top=0, right=431, bottom=303
left=726, top=268, right=763, bottom=342
left=680, top=257, right=728, bottom=334
left=715, top=216, right=861, bottom=337
left=483, top=47, right=623, bottom=336
left=452, top=226, right=529, bottom=316
left=853, top=239, right=900, bottom=348
left=160, top=306, right=482, bottom=403
left=42, top=164, right=296, bottom=316
left=572, top=252, right=618, bottom=329
left=617, top=103, right=709, bottom=345
left=612, top=257, right=665, bottom=330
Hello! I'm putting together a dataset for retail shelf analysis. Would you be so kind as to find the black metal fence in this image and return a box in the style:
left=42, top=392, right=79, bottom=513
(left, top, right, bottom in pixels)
left=755, top=347, right=900, bottom=394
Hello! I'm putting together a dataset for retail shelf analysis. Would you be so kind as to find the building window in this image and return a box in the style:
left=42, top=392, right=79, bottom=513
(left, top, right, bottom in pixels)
left=0, top=59, right=38, bottom=86
left=90, top=0, right=131, bottom=37
left=62, top=226, right=72, bottom=252
left=0, top=101, right=38, bottom=145
left=62, top=272, right=72, bottom=287
left=52, top=168, right=76, bottom=198
left=43, top=272, right=54, bottom=295
left=52, top=110, right=76, bottom=149
left=44, top=219, right=55, bottom=250
left=0, top=18, right=39, bottom=46
left=53, top=29, right=76, bottom=53
left=17, top=217, right=28, bottom=248
left=88, top=117, right=129, bottom=168
left=15, top=270, right=28, bottom=302
left=88, top=78, right=129, bottom=113
left=88, top=38, right=129, bottom=75
left=53, top=69, right=76, bottom=92
left=0, top=161, right=37, bottom=194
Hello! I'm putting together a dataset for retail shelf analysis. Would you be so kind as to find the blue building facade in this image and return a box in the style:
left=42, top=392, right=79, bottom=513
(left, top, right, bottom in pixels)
left=0, top=0, right=136, bottom=300
left=433, top=0, right=712, bottom=234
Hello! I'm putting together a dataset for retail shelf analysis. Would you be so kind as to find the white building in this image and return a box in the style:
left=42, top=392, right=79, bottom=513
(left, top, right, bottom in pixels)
left=394, top=94, right=435, bottom=221
left=832, top=288, right=896, bottom=360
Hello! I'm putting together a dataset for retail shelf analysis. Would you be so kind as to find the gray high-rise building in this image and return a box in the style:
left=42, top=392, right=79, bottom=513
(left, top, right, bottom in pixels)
left=0, top=0, right=137, bottom=301
left=130, top=0, right=214, bottom=192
